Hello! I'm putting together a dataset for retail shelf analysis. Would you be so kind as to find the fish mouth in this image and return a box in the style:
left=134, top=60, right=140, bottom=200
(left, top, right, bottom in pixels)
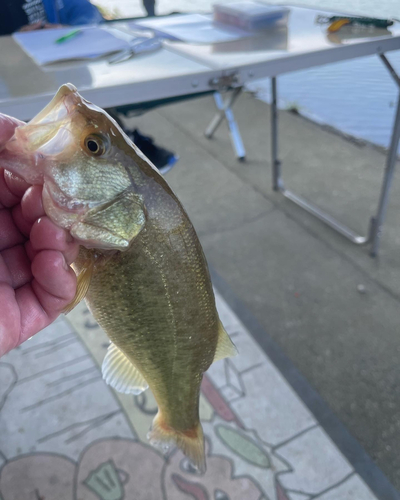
left=42, top=180, right=87, bottom=230
left=0, top=84, right=83, bottom=184
left=29, top=83, right=79, bottom=126
left=44, top=177, right=87, bottom=214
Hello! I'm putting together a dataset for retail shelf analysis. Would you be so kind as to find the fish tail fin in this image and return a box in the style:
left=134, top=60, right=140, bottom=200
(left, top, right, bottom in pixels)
left=148, top=412, right=206, bottom=473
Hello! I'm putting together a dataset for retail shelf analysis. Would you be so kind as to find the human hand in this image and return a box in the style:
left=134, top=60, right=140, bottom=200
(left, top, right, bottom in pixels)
left=0, top=115, right=79, bottom=357
left=18, top=22, right=63, bottom=32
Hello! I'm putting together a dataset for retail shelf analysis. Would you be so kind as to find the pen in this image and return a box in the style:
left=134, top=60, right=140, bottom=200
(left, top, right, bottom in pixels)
left=55, top=29, right=82, bottom=44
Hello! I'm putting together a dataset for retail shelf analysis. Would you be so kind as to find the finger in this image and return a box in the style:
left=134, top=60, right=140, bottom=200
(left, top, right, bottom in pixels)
left=4, top=170, right=30, bottom=198
left=12, top=251, right=77, bottom=348
left=19, top=22, right=42, bottom=32
left=25, top=240, right=37, bottom=263
left=0, top=208, right=26, bottom=251
left=14, top=283, right=50, bottom=347
left=44, top=23, right=63, bottom=29
left=13, top=185, right=45, bottom=237
left=0, top=254, right=12, bottom=284
left=0, top=283, right=20, bottom=357
left=31, top=250, right=77, bottom=321
left=0, top=168, right=20, bottom=208
left=30, top=216, right=79, bottom=264
left=12, top=204, right=32, bottom=237
left=0, top=114, right=23, bottom=146
left=21, top=185, right=45, bottom=223
left=1, top=244, right=32, bottom=288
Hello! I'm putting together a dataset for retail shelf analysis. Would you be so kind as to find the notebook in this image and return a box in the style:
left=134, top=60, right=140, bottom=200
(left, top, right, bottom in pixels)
left=13, top=26, right=130, bottom=65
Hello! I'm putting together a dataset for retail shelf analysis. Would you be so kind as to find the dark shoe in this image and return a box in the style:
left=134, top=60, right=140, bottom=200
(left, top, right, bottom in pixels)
left=129, top=129, right=179, bottom=174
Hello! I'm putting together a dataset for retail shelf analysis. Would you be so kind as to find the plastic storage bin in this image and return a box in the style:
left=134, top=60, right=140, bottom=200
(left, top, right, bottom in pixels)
left=213, top=2, right=290, bottom=31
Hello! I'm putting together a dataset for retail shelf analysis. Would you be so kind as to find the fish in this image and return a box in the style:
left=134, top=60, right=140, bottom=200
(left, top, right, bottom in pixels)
left=0, top=84, right=237, bottom=472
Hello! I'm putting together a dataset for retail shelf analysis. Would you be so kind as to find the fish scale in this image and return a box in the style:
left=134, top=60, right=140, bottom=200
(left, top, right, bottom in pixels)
left=83, top=215, right=216, bottom=429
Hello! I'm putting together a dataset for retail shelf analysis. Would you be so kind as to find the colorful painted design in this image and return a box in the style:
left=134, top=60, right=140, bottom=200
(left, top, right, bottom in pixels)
left=84, top=460, right=125, bottom=500
left=201, top=375, right=244, bottom=428
left=164, top=440, right=264, bottom=500
left=0, top=295, right=377, bottom=500
left=0, top=438, right=266, bottom=500
left=215, top=426, right=271, bottom=468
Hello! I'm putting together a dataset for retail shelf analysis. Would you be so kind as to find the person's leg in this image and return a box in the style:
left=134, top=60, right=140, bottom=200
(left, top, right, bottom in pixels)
left=130, top=129, right=179, bottom=174
left=106, top=108, right=178, bottom=174
left=143, top=0, right=156, bottom=17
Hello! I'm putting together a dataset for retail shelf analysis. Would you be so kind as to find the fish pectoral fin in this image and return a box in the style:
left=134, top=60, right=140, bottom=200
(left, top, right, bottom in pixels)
left=71, top=190, right=146, bottom=251
left=62, top=260, right=95, bottom=314
left=102, top=342, right=149, bottom=395
left=212, top=320, right=238, bottom=362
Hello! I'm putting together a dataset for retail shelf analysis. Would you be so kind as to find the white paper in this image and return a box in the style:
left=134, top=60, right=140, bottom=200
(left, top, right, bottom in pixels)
left=131, top=14, right=254, bottom=44
left=13, top=26, right=130, bottom=65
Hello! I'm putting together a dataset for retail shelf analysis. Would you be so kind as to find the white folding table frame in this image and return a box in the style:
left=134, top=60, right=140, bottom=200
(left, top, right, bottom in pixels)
left=270, top=53, right=400, bottom=257
left=205, top=88, right=246, bottom=161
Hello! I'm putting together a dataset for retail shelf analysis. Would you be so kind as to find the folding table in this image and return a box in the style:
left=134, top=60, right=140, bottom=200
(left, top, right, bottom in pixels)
left=0, top=6, right=399, bottom=255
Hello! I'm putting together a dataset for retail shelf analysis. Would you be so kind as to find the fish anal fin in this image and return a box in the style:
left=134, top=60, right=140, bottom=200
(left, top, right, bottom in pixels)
left=102, top=342, right=149, bottom=395
left=213, top=320, right=238, bottom=362
left=148, top=412, right=206, bottom=473
left=62, top=263, right=94, bottom=314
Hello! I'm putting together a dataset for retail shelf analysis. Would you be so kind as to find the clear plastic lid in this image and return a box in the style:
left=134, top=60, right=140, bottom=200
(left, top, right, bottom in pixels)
left=214, top=2, right=289, bottom=21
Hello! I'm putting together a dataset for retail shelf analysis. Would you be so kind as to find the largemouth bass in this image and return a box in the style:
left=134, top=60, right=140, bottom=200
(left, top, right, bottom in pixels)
left=0, top=84, right=237, bottom=471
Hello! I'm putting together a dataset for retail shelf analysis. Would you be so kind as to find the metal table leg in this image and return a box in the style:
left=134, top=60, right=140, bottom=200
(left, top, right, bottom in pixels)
left=271, top=56, right=400, bottom=256
left=271, top=77, right=283, bottom=191
left=369, top=55, right=400, bottom=256
left=205, top=88, right=246, bottom=161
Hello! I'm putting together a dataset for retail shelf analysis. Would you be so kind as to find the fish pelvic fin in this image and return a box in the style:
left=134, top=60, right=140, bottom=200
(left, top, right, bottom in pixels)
left=148, top=413, right=206, bottom=473
left=213, top=320, right=238, bottom=363
left=62, top=261, right=94, bottom=314
left=102, top=342, right=149, bottom=395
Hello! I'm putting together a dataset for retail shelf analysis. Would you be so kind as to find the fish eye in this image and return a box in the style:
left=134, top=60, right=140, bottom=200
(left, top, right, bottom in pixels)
left=84, top=134, right=106, bottom=156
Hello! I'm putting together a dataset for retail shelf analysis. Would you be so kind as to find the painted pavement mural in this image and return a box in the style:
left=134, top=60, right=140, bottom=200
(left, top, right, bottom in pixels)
left=0, top=291, right=377, bottom=500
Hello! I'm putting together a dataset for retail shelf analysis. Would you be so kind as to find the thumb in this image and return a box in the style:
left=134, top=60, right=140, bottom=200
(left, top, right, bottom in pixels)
left=0, top=114, right=25, bottom=149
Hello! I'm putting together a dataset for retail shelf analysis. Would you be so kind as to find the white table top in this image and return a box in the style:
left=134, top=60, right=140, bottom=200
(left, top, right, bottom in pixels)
left=0, top=36, right=218, bottom=120
left=166, top=7, right=400, bottom=79
left=1, top=6, right=399, bottom=120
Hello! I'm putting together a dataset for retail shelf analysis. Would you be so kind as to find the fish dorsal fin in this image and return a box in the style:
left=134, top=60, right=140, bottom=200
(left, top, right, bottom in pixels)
left=62, top=261, right=94, bottom=314
left=102, top=342, right=149, bottom=395
left=213, top=320, right=238, bottom=362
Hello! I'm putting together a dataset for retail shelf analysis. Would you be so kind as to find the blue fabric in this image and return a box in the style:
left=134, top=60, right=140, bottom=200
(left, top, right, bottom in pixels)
left=42, top=0, right=103, bottom=25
